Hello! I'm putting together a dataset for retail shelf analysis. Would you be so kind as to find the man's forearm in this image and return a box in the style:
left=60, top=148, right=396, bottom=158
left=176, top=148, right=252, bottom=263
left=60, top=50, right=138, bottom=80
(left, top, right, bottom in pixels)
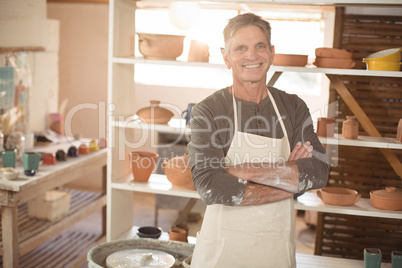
left=240, top=181, right=294, bottom=206
left=227, top=161, right=300, bottom=193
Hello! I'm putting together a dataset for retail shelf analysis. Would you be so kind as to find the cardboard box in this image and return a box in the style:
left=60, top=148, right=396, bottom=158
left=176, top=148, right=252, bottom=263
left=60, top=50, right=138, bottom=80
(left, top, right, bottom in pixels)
left=28, top=190, right=71, bottom=222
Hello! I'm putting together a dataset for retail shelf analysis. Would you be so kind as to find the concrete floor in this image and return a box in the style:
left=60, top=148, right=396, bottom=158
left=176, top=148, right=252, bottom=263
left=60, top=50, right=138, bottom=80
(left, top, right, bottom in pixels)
left=75, top=192, right=316, bottom=267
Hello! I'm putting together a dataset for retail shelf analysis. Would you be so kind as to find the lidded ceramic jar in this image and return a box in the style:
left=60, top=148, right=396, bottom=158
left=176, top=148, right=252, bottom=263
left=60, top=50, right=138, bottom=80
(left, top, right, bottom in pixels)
left=136, top=100, right=174, bottom=124
left=370, top=187, right=402, bottom=211
left=342, top=116, right=359, bottom=139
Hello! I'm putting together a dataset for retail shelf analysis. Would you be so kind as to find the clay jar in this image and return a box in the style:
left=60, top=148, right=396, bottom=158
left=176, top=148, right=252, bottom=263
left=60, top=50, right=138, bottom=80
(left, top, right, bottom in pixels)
left=162, top=154, right=195, bottom=190
left=79, top=144, right=90, bottom=155
left=342, top=116, right=359, bottom=139
left=43, top=153, right=56, bottom=165
left=397, top=118, right=402, bottom=142
left=130, top=151, right=159, bottom=182
left=188, top=40, right=209, bottom=63
left=370, top=187, right=402, bottom=211
left=317, top=117, right=335, bottom=137
left=169, top=227, right=187, bottom=242
left=136, top=100, right=174, bottom=124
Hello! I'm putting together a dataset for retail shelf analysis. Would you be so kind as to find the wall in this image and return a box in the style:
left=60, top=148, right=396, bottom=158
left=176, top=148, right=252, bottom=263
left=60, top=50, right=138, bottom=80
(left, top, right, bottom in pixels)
left=47, top=2, right=108, bottom=141
left=47, top=2, right=108, bottom=191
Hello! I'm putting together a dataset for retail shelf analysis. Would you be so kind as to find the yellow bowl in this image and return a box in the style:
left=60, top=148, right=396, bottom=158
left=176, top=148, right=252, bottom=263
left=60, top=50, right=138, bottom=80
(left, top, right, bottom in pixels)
left=363, top=48, right=401, bottom=62
left=362, top=60, right=402, bottom=71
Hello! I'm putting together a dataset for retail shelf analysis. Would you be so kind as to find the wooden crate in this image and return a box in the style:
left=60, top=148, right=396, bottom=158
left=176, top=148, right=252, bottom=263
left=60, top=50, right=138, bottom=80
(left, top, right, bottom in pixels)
left=28, top=190, right=71, bottom=222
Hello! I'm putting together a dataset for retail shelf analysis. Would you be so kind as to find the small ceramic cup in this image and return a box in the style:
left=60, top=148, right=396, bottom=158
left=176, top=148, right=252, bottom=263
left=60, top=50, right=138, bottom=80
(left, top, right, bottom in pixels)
left=364, top=248, right=382, bottom=268
left=2, top=150, right=16, bottom=168
left=43, top=153, right=56, bottom=165
left=392, top=251, right=402, bottom=268
left=169, top=227, right=187, bottom=242
left=22, top=152, right=41, bottom=176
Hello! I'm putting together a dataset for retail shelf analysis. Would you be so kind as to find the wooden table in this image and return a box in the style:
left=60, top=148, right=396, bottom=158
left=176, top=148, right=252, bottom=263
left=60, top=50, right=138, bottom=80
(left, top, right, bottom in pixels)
left=0, top=141, right=107, bottom=268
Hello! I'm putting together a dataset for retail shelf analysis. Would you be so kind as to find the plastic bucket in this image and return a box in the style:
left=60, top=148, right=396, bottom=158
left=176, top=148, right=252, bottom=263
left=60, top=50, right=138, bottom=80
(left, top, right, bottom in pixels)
left=363, top=48, right=401, bottom=62
left=362, top=60, right=402, bottom=71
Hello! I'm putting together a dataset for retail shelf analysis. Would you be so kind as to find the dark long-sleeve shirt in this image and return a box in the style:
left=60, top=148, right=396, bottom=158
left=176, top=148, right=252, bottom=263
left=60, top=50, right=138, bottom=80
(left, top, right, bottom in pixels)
left=188, top=86, right=329, bottom=206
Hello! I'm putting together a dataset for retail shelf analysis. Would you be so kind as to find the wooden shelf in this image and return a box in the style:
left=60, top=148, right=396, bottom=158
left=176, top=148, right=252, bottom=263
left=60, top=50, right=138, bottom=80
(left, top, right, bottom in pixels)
left=113, top=57, right=402, bottom=78
left=0, top=230, right=105, bottom=268
left=295, top=191, right=402, bottom=220
left=111, top=174, right=402, bottom=219
left=112, top=174, right=200, bottom=199
left=112, top=119, right=402, bottom=149
left=0, top=189, right=106, bottom=256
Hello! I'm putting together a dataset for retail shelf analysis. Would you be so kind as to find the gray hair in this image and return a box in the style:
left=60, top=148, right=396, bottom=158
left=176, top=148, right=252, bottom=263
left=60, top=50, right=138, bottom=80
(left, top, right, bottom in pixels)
left=223, top=13, right=272, bottom=53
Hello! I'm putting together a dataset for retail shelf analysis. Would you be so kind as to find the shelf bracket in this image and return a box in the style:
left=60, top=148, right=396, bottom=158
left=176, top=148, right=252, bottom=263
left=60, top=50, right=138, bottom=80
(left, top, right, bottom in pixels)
left=326, top=74, right=402, bottom=179
left=267, top=71, right=283, bottom=87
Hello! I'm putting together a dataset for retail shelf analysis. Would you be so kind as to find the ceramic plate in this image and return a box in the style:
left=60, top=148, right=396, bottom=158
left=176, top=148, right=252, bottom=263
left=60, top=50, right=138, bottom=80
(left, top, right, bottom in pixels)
left=106, top=249, right=175, bottom=268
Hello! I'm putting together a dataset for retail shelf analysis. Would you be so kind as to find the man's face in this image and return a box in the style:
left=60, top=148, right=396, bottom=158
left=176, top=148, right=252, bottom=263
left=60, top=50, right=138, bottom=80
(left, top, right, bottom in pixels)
left=223, top=25, right=275, bottom=85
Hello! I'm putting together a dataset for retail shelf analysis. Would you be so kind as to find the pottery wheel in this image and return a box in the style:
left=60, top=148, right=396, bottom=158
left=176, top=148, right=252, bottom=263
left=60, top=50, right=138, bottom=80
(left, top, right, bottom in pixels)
left=106, top=249, right=175, bottom=268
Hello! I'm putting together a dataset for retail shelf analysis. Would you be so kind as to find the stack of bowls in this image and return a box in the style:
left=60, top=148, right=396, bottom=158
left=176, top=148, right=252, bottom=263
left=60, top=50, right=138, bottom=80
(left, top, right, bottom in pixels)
left=362, top=48, right=402, bottom=71
left=314, top=47, right=355, bottom=69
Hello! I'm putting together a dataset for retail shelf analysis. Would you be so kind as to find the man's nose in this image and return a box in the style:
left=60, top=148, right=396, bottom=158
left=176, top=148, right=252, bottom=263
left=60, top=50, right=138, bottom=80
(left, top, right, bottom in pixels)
left=245, top=48, right=258, bottom=59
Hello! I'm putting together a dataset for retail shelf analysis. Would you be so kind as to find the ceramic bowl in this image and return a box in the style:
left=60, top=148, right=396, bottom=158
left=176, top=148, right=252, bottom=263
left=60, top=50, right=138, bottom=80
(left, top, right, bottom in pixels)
left=136, top=100, right=174, bottom=124
left=314, top=57, right=355, bottom=69
left=370, top=187, right=402, bottom=211
left=3, top=169, right=20, bottom=180
left=137, top=33, right=185, bottom=60
left=362, top=60, right=402, bottom=71
left=273, top=54, right=308, bottom=67
left=130, top=151, right=159, bottom=182
left=317, top=187, right=361, bottom=206
left=363, top=47, right=401, bottom=62
left=162, top=154, right=195, bottom=190
left=137, top=226, right=162, bottom=239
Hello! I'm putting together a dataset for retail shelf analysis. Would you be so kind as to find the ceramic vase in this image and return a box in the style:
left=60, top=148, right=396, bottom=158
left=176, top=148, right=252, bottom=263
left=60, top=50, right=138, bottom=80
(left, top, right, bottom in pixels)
left=130, top=151, right=159, bottom=182
left=162, top=154, right=195, bottom=190
left=392, top=251, right=402, bottom=268
left=169, top=227, right=187, bottom=242
left=317, top=117, right=335, bottom=137
left=136, top=100, right=174, bottom=124
left=342, top=116, right=359, bottom=139
left=364, top=248, right=382, bottom=268
left=397, top=118, right=402, bottom=142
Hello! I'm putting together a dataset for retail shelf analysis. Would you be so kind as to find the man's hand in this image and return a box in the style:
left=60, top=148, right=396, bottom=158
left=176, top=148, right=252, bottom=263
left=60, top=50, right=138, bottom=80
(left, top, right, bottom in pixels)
left=288, top=141, right=313, bottom=161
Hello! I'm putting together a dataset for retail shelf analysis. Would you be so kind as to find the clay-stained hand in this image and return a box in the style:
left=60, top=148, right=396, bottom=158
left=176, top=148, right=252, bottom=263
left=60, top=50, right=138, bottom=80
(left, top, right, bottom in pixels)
left=288, top=141, right=313, bottom=161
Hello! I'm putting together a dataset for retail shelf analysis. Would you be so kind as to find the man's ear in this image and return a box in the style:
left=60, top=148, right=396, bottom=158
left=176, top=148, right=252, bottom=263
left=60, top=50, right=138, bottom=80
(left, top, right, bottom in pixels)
left=270, top=45, right=275, bottom=65
left=222, top=48, right=231, bottom=69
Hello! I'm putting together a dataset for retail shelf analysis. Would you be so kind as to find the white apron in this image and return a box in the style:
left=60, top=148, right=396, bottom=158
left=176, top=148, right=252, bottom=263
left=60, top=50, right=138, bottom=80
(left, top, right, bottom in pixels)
left=191, top=87, right=296, bottom=268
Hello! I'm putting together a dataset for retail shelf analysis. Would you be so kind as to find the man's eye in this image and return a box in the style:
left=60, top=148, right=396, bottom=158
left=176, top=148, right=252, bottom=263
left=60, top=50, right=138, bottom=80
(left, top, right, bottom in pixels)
left=257, top=44, right=265, bottom=49
left=237, top=46, right=246, bottom=51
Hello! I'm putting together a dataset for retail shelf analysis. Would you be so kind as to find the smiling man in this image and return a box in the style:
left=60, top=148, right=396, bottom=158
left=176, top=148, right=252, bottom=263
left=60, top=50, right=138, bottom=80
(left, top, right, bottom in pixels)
left=188, top=13, right=329, bottom=267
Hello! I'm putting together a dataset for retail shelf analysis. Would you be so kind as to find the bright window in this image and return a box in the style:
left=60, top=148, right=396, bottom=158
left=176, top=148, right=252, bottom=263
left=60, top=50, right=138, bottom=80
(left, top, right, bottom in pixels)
left=134, top=6, right=326, bottom=96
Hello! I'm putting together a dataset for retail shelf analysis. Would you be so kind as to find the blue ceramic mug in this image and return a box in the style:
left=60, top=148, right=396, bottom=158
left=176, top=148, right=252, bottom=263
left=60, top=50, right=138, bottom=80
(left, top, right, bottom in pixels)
left=181, top=103, right=196, bottom=125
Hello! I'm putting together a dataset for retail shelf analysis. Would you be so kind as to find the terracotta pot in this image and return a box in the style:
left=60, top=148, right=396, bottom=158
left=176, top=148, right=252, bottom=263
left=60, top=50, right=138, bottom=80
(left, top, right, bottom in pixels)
left=273, top=54, right=308, bottom=67
left=43, top=153, right=56, bottom=165
left=188, top=40, right=209, bottom=63
left=169, top=227, right=187, bottom=242
left=137, top=33, right=185, bottom=60
left=173, top=223, right=189, bottom=238
left=313, top=57, right=355, bottom=69
left=162, top=154, right=195, bottom=189
left=342, top=116, right=359, bottom=139
left=397, top=119, right=402, bottom=142
left=79, top=144, right=90, bottom=155
left=317, top=187, right=361, bottom=206
left=130, top=151, right=159, bottom=182
left=315, top=47, right=352, bottom=59
left=370, top=187, right=402, bottom=211
left=136, top=100, right=174, bottom=124
left=317, top=117, right=335, bottom=137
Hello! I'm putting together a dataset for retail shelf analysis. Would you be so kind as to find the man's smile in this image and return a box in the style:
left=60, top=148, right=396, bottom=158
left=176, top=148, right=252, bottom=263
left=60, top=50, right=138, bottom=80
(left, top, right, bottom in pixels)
left=243, top=63, right=262, bottom=69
